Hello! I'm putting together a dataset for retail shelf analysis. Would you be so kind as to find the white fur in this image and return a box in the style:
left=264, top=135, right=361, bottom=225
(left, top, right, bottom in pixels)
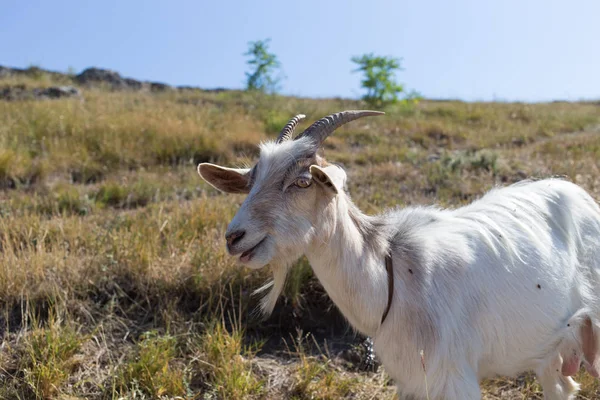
left=200, top=140, right=600, bottom=400
left=311, top=178, right=600, bottom=400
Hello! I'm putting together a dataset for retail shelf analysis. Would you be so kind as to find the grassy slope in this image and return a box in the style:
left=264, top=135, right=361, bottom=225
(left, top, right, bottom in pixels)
left=1, top=70, right=600, bottom=399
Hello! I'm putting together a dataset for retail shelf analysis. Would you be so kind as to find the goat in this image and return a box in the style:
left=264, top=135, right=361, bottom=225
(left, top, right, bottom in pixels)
left=197, top=110, right=600, bottom=400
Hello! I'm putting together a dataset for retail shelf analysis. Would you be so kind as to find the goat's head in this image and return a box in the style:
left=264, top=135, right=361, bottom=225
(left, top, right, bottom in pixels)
left=197, top=110, right=383, bottom=312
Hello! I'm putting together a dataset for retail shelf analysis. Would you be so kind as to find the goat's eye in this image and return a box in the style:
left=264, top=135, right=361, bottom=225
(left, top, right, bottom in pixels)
left=295, top=177, right=312, bottom=188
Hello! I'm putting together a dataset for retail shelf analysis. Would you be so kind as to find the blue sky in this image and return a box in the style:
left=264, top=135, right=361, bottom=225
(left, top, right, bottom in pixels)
left=2, top=0, right=599, bottom=102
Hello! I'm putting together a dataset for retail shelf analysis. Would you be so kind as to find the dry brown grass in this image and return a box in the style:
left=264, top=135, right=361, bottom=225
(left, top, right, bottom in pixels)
left=1, top=71, right=600, bottom=399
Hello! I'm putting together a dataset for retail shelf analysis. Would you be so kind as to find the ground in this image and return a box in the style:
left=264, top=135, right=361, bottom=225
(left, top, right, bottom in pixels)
left=1, top=69, right=600, bottom=399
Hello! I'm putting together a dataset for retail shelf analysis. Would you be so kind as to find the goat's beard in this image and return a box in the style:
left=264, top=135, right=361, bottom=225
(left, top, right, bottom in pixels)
left=253, top=263, right=290, bottom=317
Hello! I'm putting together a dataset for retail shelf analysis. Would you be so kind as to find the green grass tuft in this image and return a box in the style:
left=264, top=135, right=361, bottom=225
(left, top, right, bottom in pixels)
left=17, top=317, right=84, bottom=399
left=116, top=331, right=188, bottom=398
left=196, top=321, right=264, bottom=399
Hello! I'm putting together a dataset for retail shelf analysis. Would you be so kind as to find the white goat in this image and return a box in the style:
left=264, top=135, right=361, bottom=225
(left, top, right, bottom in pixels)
left=198, top=110, right=600, bottom=400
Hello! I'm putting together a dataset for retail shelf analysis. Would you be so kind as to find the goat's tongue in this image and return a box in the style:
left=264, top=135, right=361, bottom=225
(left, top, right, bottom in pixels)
left=240, top=249, right=252, bottom=262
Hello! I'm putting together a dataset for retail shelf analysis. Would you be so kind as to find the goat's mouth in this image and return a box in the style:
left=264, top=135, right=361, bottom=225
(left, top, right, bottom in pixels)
left=239, top=237, right=267, bottom=263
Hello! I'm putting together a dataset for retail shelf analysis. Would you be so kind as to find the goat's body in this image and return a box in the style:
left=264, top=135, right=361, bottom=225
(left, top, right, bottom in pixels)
left=200, top=112, right=600, bottom=400
left=306, top=178, right=600, bottom=400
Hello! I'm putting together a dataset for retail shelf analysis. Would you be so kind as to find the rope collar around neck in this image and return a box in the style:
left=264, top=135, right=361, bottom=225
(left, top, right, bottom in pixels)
left=380, top=252, right=394, bottom=325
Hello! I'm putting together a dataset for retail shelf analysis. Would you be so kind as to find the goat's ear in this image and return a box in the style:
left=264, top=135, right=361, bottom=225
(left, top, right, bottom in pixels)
left=310, top=165, right=346, bottom=194
left=197, top=163, right=251, bottom=194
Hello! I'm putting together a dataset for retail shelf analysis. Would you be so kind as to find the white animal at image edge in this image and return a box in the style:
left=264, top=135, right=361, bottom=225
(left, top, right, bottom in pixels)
left=198, top=110, right=600, bottom=400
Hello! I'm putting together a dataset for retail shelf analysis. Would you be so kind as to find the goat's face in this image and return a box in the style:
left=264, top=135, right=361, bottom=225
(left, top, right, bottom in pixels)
left=198, top=137, right=347, bottom=269
left=197, top=110, right=383, bottom=270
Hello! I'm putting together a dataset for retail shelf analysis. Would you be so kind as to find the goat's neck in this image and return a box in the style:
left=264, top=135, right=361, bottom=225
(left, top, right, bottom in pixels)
left=305, top=194, right=390, bottom=337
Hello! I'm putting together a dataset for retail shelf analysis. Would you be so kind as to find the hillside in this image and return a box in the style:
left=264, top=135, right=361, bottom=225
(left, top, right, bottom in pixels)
left=1, top=66, right=600, bottom=399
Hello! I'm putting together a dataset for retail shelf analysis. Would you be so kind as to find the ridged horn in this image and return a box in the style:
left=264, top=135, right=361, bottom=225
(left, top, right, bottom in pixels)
left=275, top=114, right=306, bottom=144
left=294, top=110, right=384, bottom=144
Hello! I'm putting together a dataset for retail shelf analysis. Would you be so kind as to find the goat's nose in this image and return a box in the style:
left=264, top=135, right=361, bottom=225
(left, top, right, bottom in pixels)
left=225, top=230, right=245, bottom=247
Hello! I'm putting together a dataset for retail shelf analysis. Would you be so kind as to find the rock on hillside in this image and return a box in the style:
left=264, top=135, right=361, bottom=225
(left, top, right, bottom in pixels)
left=75, top=67, right=133, bottom=89
left=0, top=84, right=81, bottom=101
left=0, top=65, right=172, bottom=92
left=0, top=65, right=66, bottom=80
left=75, top=67, right=171, bottom=91
left=0, top=65, right=230, bottom=93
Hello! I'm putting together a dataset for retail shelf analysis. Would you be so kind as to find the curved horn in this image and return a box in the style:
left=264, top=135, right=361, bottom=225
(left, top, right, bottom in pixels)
left=275, top=114, right=306, bottom=144
left=294, top=110, right=384, bottom=144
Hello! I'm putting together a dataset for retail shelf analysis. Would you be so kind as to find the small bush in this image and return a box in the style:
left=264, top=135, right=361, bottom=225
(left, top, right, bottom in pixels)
left=70, top=161, right=104, bottom=184
left=442, top=150, right=499, bottom=174
left=35, top=184, right=90, bottom=216
left=95, top=182, right=127, bottom=207
left=0, top=149, right=48, bottom=188
left=95, top=181, right=157, bottom=209
left=0, top=149, right=17, bottom=187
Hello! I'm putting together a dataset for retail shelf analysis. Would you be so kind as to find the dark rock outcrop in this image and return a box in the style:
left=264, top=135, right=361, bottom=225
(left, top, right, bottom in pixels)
left=0, top=65, right=68, bottom=80
left=76, top=68, right=128, bottom=89
left=150, top=82, right=171, bottom=92
left=36, top=86, right=81, bottom=99
left=0, top=84, right=81, bottom=101
left=124, top=77, right=143, bottom=90
left=0, top=65, right=217, bottom=94
left=75, top=67, right=172, bottom=91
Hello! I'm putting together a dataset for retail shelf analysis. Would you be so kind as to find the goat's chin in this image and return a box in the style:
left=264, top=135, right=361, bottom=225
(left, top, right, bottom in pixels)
left=238, top=240, right=306, bottom=271
left=242, top=258, right=270, bottom=270
left=238, top=239, right=275, bottom=270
